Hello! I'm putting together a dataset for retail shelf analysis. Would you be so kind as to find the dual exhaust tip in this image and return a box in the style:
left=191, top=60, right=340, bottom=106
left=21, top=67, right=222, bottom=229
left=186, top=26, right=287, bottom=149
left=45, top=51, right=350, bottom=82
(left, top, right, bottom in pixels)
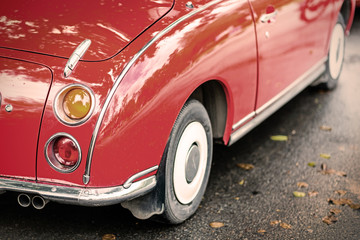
left=17, top=193, right=48, bottom=210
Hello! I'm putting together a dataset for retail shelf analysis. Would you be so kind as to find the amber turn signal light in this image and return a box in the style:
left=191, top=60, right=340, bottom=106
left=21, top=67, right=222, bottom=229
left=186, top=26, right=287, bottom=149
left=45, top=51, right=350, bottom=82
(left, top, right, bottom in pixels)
left=63, top=88, right=91, bottom=119
left=54, top=84, right=95, bottom=125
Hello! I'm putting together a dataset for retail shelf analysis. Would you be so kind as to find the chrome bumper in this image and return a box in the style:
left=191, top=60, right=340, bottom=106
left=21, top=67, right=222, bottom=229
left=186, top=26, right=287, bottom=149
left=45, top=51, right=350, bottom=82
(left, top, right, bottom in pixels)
left=0, top=176, right=156, bottom=206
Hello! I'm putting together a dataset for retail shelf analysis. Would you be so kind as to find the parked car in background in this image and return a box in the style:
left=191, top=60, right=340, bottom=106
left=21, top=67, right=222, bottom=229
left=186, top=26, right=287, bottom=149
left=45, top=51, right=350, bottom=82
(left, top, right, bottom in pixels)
left=0, top=0, right=356, bottom=224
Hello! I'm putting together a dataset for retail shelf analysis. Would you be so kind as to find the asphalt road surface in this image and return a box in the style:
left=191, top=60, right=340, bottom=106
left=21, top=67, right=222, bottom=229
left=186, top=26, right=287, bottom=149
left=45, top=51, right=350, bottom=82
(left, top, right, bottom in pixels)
left=1, top=11, right=360, bottom=240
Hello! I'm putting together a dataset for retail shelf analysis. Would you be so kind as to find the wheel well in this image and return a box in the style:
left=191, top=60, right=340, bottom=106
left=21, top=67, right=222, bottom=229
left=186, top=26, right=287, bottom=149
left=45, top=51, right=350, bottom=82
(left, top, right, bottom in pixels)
left=340, top=0, right=351, bottom=25
left=189, top=81, right=227, bottom=140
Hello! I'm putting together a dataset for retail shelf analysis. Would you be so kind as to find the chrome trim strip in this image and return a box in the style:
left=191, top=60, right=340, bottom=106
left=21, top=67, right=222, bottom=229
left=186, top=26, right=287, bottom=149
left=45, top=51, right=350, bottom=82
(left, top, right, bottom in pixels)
left=123, top=166, right=158, bottom=189
left=229, top=58, right=327, bottom=145
left=232, top=112, right=256, bottom=130
left=84, top=0, right=222, bottom=184
left=44, top=132, right=82, bottom=173
left=53, top=84, right=96, bottom=126
left=0, top=176, right=156, bottom=207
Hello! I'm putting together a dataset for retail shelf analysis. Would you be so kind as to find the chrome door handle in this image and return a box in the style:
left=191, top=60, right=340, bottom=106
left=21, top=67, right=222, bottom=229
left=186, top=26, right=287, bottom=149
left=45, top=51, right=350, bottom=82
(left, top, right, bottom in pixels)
left=64, top=39, right=91, bottom=78
left=260, top=10, right=278, bottom=23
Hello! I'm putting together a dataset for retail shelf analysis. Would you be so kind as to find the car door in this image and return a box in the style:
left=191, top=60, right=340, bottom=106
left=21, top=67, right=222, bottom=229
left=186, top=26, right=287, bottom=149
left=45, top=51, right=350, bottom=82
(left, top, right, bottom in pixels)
left=0, top=58, right=52, bottom=180
left=248, top=0, right=333, bottom=110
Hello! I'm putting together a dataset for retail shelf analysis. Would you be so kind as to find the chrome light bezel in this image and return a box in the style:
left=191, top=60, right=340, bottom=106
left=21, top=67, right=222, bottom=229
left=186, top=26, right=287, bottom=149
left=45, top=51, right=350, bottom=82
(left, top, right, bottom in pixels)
left=44, top=132, right=82, bottom=173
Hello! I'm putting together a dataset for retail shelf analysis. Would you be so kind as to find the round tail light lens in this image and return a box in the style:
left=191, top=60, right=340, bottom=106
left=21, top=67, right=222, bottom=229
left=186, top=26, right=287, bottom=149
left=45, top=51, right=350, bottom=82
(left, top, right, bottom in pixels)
left=45, top=133, right=82, bottom=173
left=53, top=137, right=79, bottom=166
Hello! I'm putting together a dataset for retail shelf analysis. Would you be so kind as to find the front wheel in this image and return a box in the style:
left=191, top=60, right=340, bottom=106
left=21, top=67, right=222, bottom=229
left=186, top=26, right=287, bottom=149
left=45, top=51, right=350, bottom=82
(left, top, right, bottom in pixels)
left=319, top=14, right=345, bottom=90
left=162, top=100, right=213, bottom=224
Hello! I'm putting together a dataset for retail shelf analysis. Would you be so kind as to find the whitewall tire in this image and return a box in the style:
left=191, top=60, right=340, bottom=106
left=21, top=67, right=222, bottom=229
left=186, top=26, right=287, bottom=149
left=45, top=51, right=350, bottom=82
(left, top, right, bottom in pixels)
left=162, top=100, right=213, bottom=224
left=320, top=14, right=345, bottom=90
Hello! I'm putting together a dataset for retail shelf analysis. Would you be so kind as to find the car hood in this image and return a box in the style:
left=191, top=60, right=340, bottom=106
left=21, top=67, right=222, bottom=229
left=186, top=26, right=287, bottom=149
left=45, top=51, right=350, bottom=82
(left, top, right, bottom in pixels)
left=0, top=0, right=173, bottom=61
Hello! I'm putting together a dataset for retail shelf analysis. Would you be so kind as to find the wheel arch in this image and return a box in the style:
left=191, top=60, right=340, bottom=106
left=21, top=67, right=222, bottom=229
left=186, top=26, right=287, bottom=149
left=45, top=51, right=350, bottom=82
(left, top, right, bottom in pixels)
left=188, top=80, right=232, bottom=144
left=340, top=0, right=356, bottom=35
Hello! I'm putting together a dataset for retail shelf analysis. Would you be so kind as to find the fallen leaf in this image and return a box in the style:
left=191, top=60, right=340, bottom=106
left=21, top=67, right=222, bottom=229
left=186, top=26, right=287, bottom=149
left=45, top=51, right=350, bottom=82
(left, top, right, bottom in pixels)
left=349, top=204, right=360, bottom=210
left=293, top=191, right=306, bottom=197
left=270, top=135, right=288, bottom=141
left=238, top=179, right=245, bottom=185
left=308, top=162, right=316, bottom=167
left=334, top=190, right=347, bottom=196
left=330, top=208, right=342, bottom=215
left=102, top=234, right=116, bottom=240
left=307, top=229, right=314, bottom=233
left=257, top=229, right=266, bottom=233
left=234, top=197, right=240, bottom=200
left=320, top=125, right=332, bottom=131
left=328, top=198, right=353, bottom=206
left=321, top=163, right=327, bottom=170
left=209, top=222, right=225, bottom=228
left=237, top=163, right=254, bottom=170
left=321, top=169, right=346, bottom=177
left=338, top=146, right=345, bottom=151
left=308, top=191, right=319, bottom=197
left=297, top=182, right=309, bottom=188
left=270, top=220, right=281, bottom=226
left=321, top=169, right=336, bottom=175
left=335, top=171, right=347, bottom=177
left=320, top=153, right=331, bottom=159
left=280, top=222, right=292, bottom=229
left=322, top=215, right=338, bottom=225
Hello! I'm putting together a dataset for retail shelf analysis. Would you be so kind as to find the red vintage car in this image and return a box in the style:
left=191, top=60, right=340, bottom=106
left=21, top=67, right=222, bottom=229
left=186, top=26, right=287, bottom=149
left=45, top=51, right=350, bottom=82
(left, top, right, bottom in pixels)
left=0, top=0, right=356, bottom=223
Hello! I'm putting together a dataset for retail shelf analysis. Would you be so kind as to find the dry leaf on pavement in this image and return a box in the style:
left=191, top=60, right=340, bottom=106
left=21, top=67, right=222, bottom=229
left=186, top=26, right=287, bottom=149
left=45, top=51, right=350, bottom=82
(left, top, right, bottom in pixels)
left=102, top=234, right=116, bottom=240
left=257, top=229, right=266, bottom=234
left=270, top=135, right=288, bottom=141
left=328, top=198, right=353, bottom=206
left=321, top=163, right=327, bottom=170
left=237, top=163, right=254, bottom=170
left=349, top=204, right=360, bottom=210
left=209, top=222, right=225, bottom=228
left=280, top=222, right=292, bottom=229
left=334, top=190, right=347, bottom=196
left=308, top=191, right=319, bottom=197
left=335, top=171, right=347, bottom=177
left=270, top=220, right=281, bottom=226
left=293, top=191, right=306, bottom=197
left=308, top=162, right=316, bottom=167
left=322, top=215, right=338, bottom=225
left=297, top=182, right=309, bottom=188
left=320, top=125, right=332, bottom=131
left=320, top=153, right=331, bottom=159
left=321, top=168, right=347, bottom=177
left=330, top=208, right=342, bottom=215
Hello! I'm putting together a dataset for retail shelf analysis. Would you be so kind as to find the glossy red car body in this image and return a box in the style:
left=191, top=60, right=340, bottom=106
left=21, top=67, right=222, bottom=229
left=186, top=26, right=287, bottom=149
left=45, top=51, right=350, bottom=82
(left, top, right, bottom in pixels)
left=0, top=0, right=355, bottom=222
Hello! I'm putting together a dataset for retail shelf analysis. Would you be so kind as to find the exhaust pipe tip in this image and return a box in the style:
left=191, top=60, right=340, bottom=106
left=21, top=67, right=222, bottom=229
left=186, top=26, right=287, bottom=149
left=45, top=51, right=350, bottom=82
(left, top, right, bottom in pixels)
left=17, top=193, right=31, bottom=208
left=32, top=195, right=48, bottom=210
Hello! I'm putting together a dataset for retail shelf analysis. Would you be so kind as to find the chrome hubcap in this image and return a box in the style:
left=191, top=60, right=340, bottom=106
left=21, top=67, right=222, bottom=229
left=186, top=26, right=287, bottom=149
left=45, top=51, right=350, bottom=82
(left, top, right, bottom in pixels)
left=185, top=144, right=200, bottom=183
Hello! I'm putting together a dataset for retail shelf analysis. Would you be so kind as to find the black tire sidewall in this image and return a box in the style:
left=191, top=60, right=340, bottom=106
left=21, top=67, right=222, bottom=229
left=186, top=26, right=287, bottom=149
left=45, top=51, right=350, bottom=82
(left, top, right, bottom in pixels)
left=163, top=100, right=213, bottom=224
